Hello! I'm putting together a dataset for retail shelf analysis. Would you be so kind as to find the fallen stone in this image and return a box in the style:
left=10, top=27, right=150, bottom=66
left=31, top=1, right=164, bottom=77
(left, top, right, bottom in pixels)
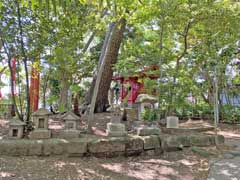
left=137, top=126, right=161, bottom=136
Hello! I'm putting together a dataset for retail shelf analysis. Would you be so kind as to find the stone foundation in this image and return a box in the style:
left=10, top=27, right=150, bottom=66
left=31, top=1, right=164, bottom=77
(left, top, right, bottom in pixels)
left=29, top=129, right=51, bottom=139
left=0, top=134, right=224, bottom=157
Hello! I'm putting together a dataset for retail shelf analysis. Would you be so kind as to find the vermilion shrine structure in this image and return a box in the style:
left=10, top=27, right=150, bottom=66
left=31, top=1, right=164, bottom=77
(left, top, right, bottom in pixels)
left=113, top=65, right=159, bottom=105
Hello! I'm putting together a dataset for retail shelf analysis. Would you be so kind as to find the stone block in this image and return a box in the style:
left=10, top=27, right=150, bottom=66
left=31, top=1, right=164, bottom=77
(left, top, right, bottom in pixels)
left=67, top=139, right=88, bottom=157
left=177, top=136, right=191, bottom=147
left=166, top=116, right=179, bottom=128
left=213, top=135, right=225, bottom=145
left=29, top=129, right=51, bottom=139
left=137, top=126, right=161, bottom=136
left=27, top=140, right=43, bottom=156
left=189, top=135, right=212, bottom=147
left=58, top=130, right=80, bottom=139
left=161, top=136, right=184, bottom=152
left=125, top=108, right=138, bottom=121
left=107, top=123, right=125, bottom=131
left=42, top=139, right=67, bottom=156
left=191, top=146, right=217, bottom=158
left=125, top=136, right=144, bottom=153
left=88, top=138, right=126, bottom=155
left=14, top=140, right=29, bottom=156
left=106, top=131, right=127, bottom=137
left=141, top=135, right=161, bottom=150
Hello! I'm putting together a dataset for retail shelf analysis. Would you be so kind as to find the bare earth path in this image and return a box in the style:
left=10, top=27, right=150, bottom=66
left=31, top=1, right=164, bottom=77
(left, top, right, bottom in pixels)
left=208, top=137, right=240, bottom=180
left=0, top=149, right=209, bottom=180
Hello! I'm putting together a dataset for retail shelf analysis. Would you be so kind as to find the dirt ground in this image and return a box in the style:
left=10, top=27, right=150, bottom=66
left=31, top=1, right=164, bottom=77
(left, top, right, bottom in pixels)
left=0, top=114, right=240, bottom=180
left=0, top=149, right=210, bottom=180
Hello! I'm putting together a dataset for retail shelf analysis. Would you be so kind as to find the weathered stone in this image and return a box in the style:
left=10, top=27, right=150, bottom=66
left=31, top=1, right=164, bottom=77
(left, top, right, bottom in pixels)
left=8, top=117, right=25, bottom=139
left=106, top=122, right=127, bottom=137
left=58, top=130, right=80, bottom=139
left=29, top=129, right=51, bottom=139
left=191, top=146, right=217, bottom=158
left=189, top=135, right=212, bottom=146
left=111, top=107, right=122, bottom=123
left=144, top=149, right=156, bottom=156
left=106, top=131, right=127, bottom=137
left=66, top=139, right=88, bottom=157
left=141, top=135, right=161, bottom=150
left=107, top=123, right=125, bottom=131
left=137, top=126, right=161, bottom=136
left=176, top=136, right=191, bottom=147
left=32, top=108, right=51, bottom=129
left=27, top=140, right=43, bottom=156
left=61, top=111, right=81, bottom=131
left=125, top=136, right=144, bottom=156
left=166, top=116, right=179, bottom=128
left=161, top=136, right=184, bottom=152
left=125, top=108, right=138, bottom=121
left=42, top=139, right=67, bottom=156
left=214, top=135, right=225, bottom=145
left=88, top=138, right=126, bottom=155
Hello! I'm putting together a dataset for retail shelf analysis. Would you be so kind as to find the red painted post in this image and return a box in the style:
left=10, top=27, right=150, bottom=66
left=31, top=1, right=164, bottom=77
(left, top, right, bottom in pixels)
left=30, top=61, right=40, bottom=112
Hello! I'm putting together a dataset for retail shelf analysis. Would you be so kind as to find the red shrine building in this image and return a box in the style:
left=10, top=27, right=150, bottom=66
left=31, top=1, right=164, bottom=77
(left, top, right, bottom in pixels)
left=112, top=65, right=159, bottom=105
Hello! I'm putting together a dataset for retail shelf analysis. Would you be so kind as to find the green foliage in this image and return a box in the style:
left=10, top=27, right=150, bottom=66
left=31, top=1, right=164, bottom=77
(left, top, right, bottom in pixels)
left=221, top=105, right=240, bottom=123
left=141, top=108, right=158, bottom=121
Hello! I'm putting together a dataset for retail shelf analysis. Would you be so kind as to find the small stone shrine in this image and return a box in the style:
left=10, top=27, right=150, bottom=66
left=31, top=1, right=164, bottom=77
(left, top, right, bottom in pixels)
left=8, top=116, right=25, bottom=139
left=166, top=116, right=179, bottom=128
left=29, top=108, right=51, bottom=139
left=135, top=94, right=157, bottom=121
left=60, top=111, right=80, bottom=138
left=106, top=107, right=127, bottom=137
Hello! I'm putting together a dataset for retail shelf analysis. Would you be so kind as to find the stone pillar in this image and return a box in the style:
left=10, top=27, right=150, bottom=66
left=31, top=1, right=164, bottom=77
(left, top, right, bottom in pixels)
left=166, top=116, right=179, bottom=128
left=106, top=108, right=127, bottom=137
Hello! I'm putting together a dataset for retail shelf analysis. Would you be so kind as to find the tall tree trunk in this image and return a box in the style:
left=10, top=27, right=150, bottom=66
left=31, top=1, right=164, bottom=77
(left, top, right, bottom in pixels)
left=59, top=73, right=70, bottom=110
left=16, top=1, right=31, bottom=131
left=87, top=18, right=126, bottom=113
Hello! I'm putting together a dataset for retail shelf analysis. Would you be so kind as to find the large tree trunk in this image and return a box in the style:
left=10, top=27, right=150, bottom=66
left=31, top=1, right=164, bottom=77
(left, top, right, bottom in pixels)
left=59, top=73, right=70, bottom=111
left=87, top=19, right=126, bottom=113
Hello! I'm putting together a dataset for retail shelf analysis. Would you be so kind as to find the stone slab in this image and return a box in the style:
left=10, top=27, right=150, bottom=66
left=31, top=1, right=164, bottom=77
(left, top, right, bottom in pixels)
left=166, top=116, right=179, bottom=128
left=88, top=137, right=126, bottom=154
left=161, top=135, right=184, bottom=152
left=141, top=135, right=161, bottom=150
left=125, top=136, right=144, bottom=151
left=66, top=139, right=88, bottom=157
left=107, top=123, right=125, bottom=131
left=57, top=130, right=80, bottom=139
left=42, top=139, right=67, bottom=156
left=137, top=126, right=161, bottom=136
left=106, top=130, right=127, bottom=137
left=189, top=135, right=212, bottom=146
left=29, top=129, right=51, bottom=139
left=27, top=140, right=43, bottom=156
